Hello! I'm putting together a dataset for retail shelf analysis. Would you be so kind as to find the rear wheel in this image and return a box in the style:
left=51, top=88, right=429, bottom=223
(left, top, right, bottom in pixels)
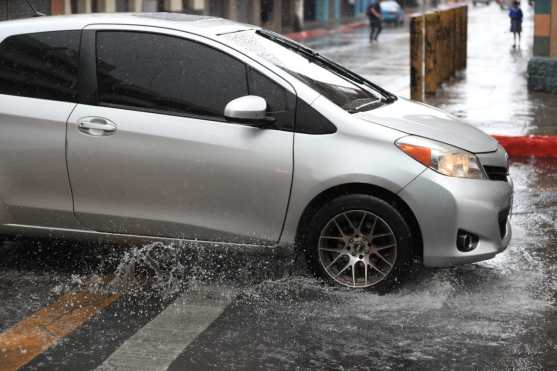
left=301, top=194, right=414, bottom=292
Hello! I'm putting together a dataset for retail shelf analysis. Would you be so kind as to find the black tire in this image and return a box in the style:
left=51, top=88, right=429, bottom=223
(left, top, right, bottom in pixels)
left=300, top=194, right=414, bottom=293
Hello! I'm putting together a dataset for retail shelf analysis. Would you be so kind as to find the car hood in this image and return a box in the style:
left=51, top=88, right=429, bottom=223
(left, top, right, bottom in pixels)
left=354, top=98, right=498, bottom=153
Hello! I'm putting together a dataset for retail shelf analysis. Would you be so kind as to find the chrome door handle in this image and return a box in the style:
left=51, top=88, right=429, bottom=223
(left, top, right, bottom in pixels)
left=78, top=117, right=117, bottom=136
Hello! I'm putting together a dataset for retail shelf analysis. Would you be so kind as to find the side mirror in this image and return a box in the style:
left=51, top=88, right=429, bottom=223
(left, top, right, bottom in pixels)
left=224, top=95, right=275, bottom=126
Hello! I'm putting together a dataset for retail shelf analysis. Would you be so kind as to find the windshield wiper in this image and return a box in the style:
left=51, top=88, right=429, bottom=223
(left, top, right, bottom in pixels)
left=256, top=29, right=397, bottom=104
left=316, top=55, right=397, bottom=103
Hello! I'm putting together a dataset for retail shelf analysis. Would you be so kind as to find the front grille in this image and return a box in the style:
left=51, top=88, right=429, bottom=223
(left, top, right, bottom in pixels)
left=484, top=165, right=508, bottom=181
left=498, top=208, right=510, bottom=238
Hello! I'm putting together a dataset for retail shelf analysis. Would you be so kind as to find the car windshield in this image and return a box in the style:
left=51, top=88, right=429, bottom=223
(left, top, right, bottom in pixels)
left=221, top=30, right=395, bottom=113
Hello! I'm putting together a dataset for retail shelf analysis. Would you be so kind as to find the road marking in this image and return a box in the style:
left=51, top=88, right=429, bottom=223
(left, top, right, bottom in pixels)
left=0, top=291, right=118, bottom=371
left=96, top=286, right=236, bottom=371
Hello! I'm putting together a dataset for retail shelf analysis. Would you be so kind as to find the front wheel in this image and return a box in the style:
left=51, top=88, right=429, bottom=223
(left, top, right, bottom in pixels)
left=301, top=194, right=414, bottom=292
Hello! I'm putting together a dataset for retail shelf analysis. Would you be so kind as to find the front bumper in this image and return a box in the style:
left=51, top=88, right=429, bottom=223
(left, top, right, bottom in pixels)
left=399, top=166, right=513, bottom=267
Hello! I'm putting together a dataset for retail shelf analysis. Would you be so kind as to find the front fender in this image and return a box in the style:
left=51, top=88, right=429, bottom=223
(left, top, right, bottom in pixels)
left=280, top=130, right=425, bottom=245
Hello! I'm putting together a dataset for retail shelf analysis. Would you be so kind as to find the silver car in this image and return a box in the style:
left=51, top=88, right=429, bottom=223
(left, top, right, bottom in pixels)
left=0, top=13, right=512, bottom=291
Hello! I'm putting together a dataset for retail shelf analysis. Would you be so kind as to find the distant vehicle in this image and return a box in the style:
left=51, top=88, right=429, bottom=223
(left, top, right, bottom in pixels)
left=0, top=13, right=512, bottom=292
left=380, top=0, right=405, bottom=25
left=473, top=0, right=493, bottom=6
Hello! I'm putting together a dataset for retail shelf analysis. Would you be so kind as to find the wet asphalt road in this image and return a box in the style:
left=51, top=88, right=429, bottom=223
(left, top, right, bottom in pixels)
left=2, top=4, right=557, bottom=371
left=1, top=160, right=556, bottom=370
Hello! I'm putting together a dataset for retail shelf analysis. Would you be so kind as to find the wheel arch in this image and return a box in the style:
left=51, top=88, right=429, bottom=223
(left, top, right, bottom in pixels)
left=295, top=183, right=423, bottom=261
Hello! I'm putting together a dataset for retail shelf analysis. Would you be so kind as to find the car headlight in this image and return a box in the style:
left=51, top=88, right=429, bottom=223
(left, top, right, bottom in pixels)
left=395, top=136, right=486, bottom=179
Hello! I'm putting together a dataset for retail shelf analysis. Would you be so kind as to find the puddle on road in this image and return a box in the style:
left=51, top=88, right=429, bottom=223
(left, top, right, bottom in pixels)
left=182, top=234, right=556, bottom=370
left=39, top=240, right=297, bottom=302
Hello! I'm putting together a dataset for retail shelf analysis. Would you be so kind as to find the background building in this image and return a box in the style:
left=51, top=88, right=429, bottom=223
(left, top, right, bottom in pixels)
left=0, top=0, right=381, bottom=33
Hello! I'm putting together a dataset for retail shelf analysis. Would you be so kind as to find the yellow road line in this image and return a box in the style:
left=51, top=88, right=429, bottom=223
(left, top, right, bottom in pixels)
left=0, top=291, right=119, bottom=371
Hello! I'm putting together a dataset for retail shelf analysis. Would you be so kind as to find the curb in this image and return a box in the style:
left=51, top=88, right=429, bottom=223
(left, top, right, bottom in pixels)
left=285, top=21, right=367, bottom=41
left=493, top=135, right=557, bottom=159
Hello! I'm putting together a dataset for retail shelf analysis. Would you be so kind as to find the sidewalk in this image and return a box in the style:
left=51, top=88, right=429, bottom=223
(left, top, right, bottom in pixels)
left=425, top=4, right=557, bottom=138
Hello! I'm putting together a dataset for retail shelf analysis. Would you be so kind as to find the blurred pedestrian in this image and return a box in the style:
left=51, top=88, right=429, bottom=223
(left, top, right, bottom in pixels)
left=367, top=0, right=383, bottom=42
left=509, top=1, right=523, bottom=48
left=349, top=0, right=356, bottom=17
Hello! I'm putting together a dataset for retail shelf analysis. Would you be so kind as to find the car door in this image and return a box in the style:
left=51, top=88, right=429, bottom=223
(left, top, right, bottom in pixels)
left=66, top=27, right=295, bottom=244
left=0, top=30, right=80, bottom=229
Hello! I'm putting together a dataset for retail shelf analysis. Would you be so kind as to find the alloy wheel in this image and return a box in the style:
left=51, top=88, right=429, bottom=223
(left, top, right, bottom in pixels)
left=318, top=210, right=398, bottom=288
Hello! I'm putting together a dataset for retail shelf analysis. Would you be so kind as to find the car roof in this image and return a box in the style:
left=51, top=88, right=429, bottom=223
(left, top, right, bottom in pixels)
left=0, top=12, right=257, bottom=38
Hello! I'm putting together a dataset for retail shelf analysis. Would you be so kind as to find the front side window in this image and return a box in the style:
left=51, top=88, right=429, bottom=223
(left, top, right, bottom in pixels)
left=96, top=31, right=248, bottom=119
left=0, top=31, right=80, bottom=102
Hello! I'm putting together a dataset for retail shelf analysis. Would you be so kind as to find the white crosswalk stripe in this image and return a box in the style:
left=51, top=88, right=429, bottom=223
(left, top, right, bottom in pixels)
left=96, top=286, right=237, bottom=371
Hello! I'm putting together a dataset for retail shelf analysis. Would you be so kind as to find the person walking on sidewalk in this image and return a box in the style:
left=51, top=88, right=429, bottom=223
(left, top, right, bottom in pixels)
left=509, top=1, right=523, bottom=48
left=367, top=0, right=383, bottom=42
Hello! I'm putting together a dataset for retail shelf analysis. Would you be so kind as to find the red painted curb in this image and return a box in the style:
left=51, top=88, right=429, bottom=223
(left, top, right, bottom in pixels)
left=285, top=21, right=367, bottom=41
left=492, top=135, right=557, bottom=159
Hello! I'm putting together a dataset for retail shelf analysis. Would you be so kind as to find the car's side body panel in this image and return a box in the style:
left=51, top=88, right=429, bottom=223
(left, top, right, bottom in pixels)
left=0, top=95, right=79, bottom=229
left=63, top=24, right=296, bottom=245
left=280, top=96, right=427, bottom=245
left=67, top=104, right=294, bottom=245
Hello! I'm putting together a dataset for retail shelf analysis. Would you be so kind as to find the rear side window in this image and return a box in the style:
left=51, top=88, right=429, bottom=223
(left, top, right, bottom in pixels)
left=0, top=31, right=80, bottom=102
left=96, top=31, right=248, bottom=119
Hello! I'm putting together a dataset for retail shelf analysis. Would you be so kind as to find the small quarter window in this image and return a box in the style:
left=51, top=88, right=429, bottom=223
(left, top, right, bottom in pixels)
left=0, top=31, right=80, bottom=102
left=247, top=68, right=295, bottom=131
